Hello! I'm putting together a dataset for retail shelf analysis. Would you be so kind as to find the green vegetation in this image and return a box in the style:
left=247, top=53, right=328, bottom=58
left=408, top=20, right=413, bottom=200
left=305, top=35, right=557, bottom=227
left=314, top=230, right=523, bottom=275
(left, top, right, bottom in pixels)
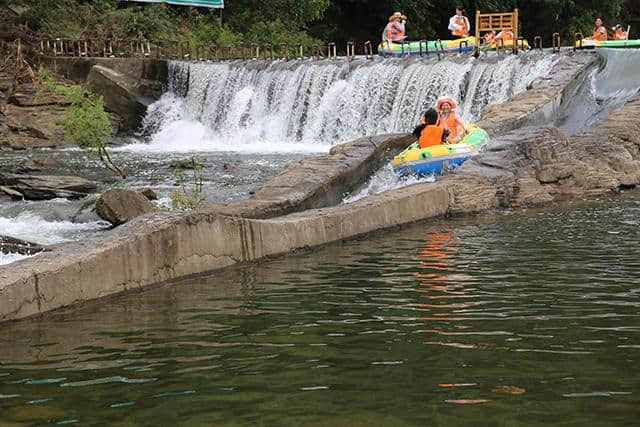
left=8, top=0, right=638, bottom=50
left=170, top=158, right=207, bottom=211
left=36, top=67, right=125, bottom=179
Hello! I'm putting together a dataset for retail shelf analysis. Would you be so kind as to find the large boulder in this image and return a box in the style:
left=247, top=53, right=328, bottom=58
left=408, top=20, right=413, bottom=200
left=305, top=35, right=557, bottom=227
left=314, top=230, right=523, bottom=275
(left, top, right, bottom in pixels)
left=0, top=173, right=98, bottom=200
left=86, top=65, right=153, bottom=132
left=96, top=188, right=155, bottom=226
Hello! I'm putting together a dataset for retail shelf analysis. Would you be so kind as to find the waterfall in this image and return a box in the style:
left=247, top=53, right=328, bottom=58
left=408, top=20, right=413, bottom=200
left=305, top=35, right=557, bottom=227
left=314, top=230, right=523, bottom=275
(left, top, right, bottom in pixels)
left=125, top=53, right=559, bottom=153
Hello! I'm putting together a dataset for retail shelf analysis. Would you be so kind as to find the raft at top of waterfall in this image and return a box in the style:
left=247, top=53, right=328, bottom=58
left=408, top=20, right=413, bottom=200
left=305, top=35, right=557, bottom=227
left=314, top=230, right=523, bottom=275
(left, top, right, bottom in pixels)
left=392, top=97, right=489, bottom=177
left=575, top=18, right=639, bottom=49
left=379, top=8, right=529, bottom=57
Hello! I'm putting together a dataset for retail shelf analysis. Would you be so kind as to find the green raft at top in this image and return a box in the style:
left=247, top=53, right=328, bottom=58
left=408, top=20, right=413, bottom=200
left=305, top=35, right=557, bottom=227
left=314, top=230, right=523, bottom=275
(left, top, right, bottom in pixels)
left=575, top=39, right=640, bottom=49
left=378, top=36, right=530, bottom=57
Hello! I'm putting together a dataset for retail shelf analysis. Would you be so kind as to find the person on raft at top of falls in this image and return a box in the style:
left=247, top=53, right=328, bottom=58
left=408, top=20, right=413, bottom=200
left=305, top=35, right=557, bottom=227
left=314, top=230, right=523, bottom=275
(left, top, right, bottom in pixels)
left=382, top=12, right=408, bottom=44
left=589, top=18, right=608, bottom=41
left=484, top=30, right=496, bottom=45
left=612, top=24, right=628, bottom=40
left=413, top=108, right=450, bottom=149
left=496, top=29, right=514, bottom=42
left=448, top=6, right=470, bottom=38
left=435, top=97, right=469, bottom=144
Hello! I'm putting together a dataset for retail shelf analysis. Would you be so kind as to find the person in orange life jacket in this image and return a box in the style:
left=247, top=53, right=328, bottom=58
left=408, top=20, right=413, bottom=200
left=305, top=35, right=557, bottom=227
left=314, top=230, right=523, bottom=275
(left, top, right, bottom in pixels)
left=611, top=24, right=628, bottom=40
left=413, top=108, right=449, bottom=148
left=484, top=30, right=496, bottom=45
left=435, top=97, right=469, bottom=143
left=382, top=12, right=408, bottom=44
left=496, top=29, right=514, bottom=42
left=589, top=18, right=608, bottom=41
left=448, top=6, right=470, bottom=38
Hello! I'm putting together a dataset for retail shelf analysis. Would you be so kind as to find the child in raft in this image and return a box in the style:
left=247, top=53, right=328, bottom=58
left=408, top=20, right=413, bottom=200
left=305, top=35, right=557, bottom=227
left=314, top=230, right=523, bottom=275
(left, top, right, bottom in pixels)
left=413, top=108, right=450, bottom=148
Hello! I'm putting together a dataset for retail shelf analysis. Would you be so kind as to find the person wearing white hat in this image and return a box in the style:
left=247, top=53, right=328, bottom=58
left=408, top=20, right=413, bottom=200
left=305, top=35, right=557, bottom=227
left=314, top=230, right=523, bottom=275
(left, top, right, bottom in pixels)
left=435, top=96, right=469, bottom=143
left=382, top=12, right=408, bottom=43
left=448, top=6, right=470, bottom=38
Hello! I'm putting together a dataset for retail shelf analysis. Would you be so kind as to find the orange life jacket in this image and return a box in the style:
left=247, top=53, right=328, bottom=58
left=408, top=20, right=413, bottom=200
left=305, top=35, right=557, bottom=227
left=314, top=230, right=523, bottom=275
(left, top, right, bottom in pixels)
left=437, top=113, right=458, bottom=140
left=419, top=125, right=444, bottom=148
left=614, top=30, right=626, bottom=40
left=501, top=31, right=513, bottom=42
left=452, top=16, right=468, bottom=37
left=593, top=27, right=608, bottom=41
left=386, top=22, right=405, bottom=42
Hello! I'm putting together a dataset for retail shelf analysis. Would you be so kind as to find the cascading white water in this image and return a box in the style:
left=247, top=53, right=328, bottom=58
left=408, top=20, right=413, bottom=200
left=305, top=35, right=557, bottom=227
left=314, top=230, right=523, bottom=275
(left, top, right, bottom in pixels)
left=556, top=48, right=640, bottom=135
left=124, top=53, right=559, bottom=153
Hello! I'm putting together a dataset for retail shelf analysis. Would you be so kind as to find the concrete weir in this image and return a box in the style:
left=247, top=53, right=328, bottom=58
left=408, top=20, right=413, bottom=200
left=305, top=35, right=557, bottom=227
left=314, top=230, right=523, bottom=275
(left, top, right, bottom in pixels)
left=4, top=51, right=631, bottom=324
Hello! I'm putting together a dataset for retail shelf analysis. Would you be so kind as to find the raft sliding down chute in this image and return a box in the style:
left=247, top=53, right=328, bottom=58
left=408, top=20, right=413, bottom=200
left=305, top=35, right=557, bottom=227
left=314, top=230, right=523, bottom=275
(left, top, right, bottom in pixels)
left=378, top=37, right=530, bottom=57
left=392, top=125, right=489, bottom=176
left=575, top=39, right=640, bottom=49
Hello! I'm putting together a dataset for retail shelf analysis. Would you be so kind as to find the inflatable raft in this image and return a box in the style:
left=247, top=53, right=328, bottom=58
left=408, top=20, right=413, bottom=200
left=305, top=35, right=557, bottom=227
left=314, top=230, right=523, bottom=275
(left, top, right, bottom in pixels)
left=575, top=39, right=640, bottom=49
left=378, top=37, right=530, bottom=57
left=392, top=125, right=489, bottom=176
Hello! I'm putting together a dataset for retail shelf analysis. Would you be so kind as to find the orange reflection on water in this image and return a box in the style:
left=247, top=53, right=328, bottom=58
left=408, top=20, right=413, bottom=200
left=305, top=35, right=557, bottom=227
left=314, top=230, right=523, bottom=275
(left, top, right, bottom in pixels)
left=414, top=231, right=479, bottom=348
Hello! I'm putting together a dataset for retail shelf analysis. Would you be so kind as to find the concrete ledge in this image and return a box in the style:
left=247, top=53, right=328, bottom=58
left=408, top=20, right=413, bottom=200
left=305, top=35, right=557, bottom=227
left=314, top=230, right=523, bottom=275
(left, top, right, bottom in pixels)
left=0, top=181, right=451, bottom=323
left=213, top=134, right=415, bottom=219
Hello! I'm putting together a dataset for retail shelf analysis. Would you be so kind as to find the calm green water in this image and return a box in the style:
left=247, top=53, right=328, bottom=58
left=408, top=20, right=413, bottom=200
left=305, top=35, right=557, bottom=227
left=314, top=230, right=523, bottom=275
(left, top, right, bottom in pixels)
left=1, top=193, right=640, bottom=426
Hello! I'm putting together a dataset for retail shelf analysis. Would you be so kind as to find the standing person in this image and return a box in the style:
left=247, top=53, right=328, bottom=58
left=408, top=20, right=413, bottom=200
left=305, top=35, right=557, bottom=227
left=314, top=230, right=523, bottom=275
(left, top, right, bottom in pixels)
left=612, top=24, right=628, bottom=40
left=435, top=97, right=469, bottom=143
left=448, top=6, right=470, bottom=38
left=382, top=12, right=408, bottom=44
left=589, top=18, right=608, bottom=41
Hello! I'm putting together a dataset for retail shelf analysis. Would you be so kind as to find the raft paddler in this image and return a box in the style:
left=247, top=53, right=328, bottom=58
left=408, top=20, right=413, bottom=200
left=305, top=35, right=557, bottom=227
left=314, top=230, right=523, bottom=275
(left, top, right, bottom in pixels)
left=612, top=24, right=628, bottom=40
left=448, top=6, right=470, bottom=38
left=483, top=30, right=496, bottom=45
left=435, top=96, right=469, bottom=144
left=496, top=29, right=514, bottom=43
left=413, top=109, right=450, bottom=148
left=589, top=18, right=608, bottom=41
left=382, top=12, right=408, bottom=44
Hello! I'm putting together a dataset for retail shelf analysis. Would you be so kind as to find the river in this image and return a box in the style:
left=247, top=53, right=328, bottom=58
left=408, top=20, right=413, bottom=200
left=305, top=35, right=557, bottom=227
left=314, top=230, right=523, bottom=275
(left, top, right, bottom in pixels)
left=1, top=190, right=639, bottom=425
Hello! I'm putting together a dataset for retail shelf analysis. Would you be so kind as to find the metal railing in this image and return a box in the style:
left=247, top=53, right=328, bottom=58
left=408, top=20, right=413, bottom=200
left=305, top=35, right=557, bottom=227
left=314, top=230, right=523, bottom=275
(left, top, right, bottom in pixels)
left=30, top=33, right=587, bottom=63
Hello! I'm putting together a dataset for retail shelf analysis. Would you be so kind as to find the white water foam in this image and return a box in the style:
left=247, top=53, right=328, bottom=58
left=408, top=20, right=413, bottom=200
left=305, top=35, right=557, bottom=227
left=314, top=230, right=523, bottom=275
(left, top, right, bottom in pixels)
left=343, top=163, right=436, bottom=204
left=0, top=212, right=108, bottom=246
left=0, top=252, right=33, bottom=266
left=127, top=53, right=559, bottom=153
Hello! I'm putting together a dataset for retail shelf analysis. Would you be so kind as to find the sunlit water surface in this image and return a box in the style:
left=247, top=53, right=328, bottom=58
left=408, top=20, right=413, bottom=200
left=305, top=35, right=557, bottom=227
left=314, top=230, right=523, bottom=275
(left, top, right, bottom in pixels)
left=1, top=191, right=639, bottom=426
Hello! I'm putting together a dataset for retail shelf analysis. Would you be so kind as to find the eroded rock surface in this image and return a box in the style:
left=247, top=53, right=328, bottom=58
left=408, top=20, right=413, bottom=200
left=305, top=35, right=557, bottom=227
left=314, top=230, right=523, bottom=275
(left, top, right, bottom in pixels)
left=444, top=94, right=640, bottom=213
left=0, top=236, right=44, bottom=255
left=477, top=52, right=598, bottom=136
left=96, top=188, right=155, bottom=226
left=0, top=173, right=98, bottom=200
left=86, top=65, right=153, bottom=132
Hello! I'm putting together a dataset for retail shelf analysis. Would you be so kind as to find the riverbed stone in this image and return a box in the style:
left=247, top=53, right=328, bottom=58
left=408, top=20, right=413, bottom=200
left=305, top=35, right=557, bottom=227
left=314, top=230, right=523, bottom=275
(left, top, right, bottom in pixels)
left=0, top=185, right=23, bottom=199
left=0, top=235, right=44, bottom=255
left=136, top=187, right=158, bottom=201
left=0, top=173, right=98, bottom=200
left=86, top=64, right=153, bottom=133
left=95, top=188, right=155, bottom=226
left=15, top=156, right=59, bottom=173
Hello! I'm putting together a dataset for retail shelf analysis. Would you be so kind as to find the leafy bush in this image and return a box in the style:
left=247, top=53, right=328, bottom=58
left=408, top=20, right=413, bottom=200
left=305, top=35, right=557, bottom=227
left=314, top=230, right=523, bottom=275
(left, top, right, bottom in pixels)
left=37, top=67, right=125, bottom=179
